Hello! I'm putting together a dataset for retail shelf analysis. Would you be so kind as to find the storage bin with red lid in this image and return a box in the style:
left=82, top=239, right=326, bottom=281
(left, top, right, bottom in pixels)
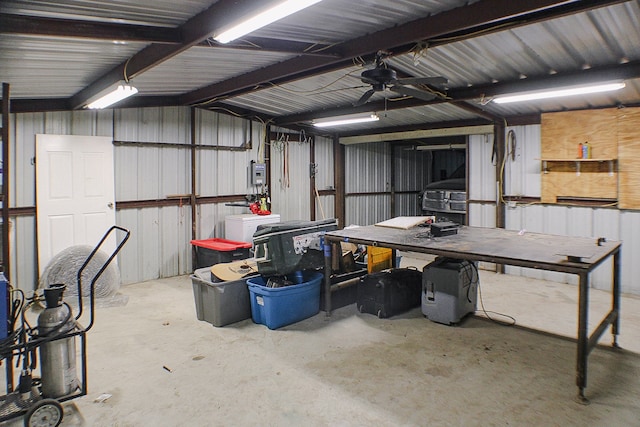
left=190, top=238, right=252, bottom=269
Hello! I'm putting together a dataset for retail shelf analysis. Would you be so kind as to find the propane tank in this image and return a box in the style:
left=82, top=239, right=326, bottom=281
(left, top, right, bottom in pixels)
left=38, top=284, right=79, bottom=398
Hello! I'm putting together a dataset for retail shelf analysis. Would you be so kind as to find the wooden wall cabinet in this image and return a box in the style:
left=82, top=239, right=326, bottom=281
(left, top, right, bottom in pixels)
left=540, top=108, right=640, bottom=208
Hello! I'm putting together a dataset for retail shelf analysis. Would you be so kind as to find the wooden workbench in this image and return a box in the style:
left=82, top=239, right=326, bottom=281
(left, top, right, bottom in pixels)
left=322, top=224, right=622, bottom=403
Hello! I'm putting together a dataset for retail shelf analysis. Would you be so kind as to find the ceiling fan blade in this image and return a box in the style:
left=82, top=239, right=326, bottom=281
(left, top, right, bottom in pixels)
left=389, top=85, right=437, bottom=102
left=396, top=76, right=447, bottom=86
left=354, top=89, right=376, bottom=106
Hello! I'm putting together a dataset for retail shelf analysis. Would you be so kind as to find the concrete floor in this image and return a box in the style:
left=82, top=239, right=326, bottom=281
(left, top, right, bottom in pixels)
left=3, top=263, right=640, bottom=426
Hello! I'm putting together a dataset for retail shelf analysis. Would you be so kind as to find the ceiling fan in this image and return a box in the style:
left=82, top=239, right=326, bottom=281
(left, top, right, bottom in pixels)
left=354, top=52, right=447, bottom=106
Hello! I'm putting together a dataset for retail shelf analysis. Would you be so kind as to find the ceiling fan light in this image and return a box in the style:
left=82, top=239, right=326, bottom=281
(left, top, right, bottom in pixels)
left=313, top=113, right=379, bottom=128
left=493, top=81, right=625, bottom=104
left=214, top=0, right=323, bottom=44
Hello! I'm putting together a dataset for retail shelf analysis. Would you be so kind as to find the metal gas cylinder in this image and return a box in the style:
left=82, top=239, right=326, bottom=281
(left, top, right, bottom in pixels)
left=38, top=284, right=79, bottom=398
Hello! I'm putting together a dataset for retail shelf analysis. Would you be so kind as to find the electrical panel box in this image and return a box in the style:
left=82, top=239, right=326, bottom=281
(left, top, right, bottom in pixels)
left=251, top=162, right=266, bottom=185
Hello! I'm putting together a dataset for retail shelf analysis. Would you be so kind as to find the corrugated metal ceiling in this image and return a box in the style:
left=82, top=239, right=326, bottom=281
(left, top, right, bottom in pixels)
left=0, top=34, right=146, bottom=98
left=251, top=0, right=482, bottom=43
left=0, top=0, right=215, bottom=26
left=1, top=0, right=639, bottom=134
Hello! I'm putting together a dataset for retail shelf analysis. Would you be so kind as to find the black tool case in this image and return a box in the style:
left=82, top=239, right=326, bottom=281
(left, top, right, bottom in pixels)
left=356, top=268, right=422, bottom=318
left=252, top=218, right=338, bottom=276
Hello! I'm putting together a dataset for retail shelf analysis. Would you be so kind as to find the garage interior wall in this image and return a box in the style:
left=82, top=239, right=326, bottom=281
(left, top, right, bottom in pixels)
left=269, top=126, right=313, bottom=222
left=393, top=144, right=431, bottom=218
left=312, top=135, right=336, bottom=222
left=344, top=142, right=392, bottom=226
left=5, top=106, right=640, bottom=296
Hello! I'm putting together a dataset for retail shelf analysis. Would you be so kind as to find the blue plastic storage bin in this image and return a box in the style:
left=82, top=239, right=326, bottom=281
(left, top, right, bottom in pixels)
left=247, top=272, right=323, bottom=330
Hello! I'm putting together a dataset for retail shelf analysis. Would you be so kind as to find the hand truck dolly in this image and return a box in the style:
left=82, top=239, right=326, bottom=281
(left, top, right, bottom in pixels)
left=0, top=226, right=130, bottom=426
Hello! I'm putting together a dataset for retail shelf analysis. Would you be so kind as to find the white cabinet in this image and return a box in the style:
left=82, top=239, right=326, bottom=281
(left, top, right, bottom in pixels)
left=225, top=214, right=281, bottom=243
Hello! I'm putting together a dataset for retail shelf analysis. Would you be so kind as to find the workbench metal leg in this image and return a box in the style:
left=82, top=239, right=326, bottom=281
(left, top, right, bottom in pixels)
left=323, top=239, right=333, bottom=317
left=612, top=249, right=621, bottom=348
left=576, top=272, right=590, bottom=405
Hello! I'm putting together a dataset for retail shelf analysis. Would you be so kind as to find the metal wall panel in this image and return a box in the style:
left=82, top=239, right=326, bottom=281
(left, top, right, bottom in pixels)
left=393, top=144, right=430, bottom=216
left=393, top=145, right=430, bottom=192
left=7, top=107, right=266, bottom=287
left=13, top=113, right=42, bottom=207
left=8, top=217, right=37, bottom=293
left=468, top=204, right=496, bottom=228
left=621, top=210, right=640, bottom=295
left=269, top=127, right=312, bottom=222
left=115, top=207, right=191, bottom=284
left=193, top=110, right=269, bottom=239
left=7, top=113, right=640, bottom=297
left=346, top=195, right=391, bottom=227
left=114, top=108, right=191, bottom=201
left=503, top=205, right=638, bottom=294
left=196, top=109, right=263, bottom=197
left=345, top=143, right=390, bottom=193
left=314, top=136, right=335, bottom=193
left=394, top=194, right=422, bottom=217
left=115, top=107, right=190, bottom=143
left=468, top=203, right=497, bottom=272
left=316, top=195, right=336, bottom=223
left=314, top=136, right=336, bottom=221
left=467, top=133, right=497, bottom=270
left=468, top=133, right=496, bottom=203
left=345, top=142, right=392, bottom=225
left=196, top=202, right=261, bottom=241
left=504, top=125, right=541, bottom=198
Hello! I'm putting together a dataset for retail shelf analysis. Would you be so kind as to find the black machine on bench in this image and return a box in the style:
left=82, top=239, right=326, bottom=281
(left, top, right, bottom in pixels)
left=252, top=219, right=338, bottom=278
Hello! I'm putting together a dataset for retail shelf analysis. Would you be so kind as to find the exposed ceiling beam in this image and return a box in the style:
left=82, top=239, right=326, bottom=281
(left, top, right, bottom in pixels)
left=179, top=0, right=627, bottom=106
left=273, top=60, right=640, bottom=126
left=0, top=13, right=180, bottom=43
left=197, top=102, right=276, bottom=124
left=274, top=98, right=435, bottom=126
left=68, top=0, right=277, bottom=109
left=10, top=98, right=71, bottom=113
left=451, top=101, right=504, bottom=122
left=200, top=37, right=341, bottom=57
left=335, top=119, right=495, bottom=140
left=448, top=60, right=640, bottom=100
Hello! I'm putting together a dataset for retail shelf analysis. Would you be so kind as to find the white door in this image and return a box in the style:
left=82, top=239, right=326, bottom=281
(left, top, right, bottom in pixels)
left=36, top=134, right=116, bottom=275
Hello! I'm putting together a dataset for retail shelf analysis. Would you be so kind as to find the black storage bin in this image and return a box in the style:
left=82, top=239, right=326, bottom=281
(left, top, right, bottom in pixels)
left=357, top=268, right=422, bottom=318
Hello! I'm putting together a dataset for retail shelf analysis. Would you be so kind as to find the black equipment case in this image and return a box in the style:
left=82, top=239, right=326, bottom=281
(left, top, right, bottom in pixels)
left=252, top=218, right=337, bottom=276
left=356, top=268, right=422, bottom=318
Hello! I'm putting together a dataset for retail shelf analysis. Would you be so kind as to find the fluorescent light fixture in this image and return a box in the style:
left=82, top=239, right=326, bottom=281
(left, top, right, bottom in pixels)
left=214, top=0, right=323, bottom=44
left=493, top=82, right=625, bottom=104
left=85, top=81, right=138, bottom=109
left=313, top=113, right=379, bottom=128
left=415, top=143, right=466, bottom=151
